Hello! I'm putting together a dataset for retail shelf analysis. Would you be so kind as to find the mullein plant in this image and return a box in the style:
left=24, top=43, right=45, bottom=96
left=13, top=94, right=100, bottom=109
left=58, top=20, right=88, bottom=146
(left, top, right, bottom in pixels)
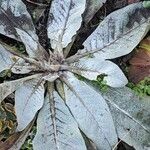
left=0, top=0, right=150, bottom=149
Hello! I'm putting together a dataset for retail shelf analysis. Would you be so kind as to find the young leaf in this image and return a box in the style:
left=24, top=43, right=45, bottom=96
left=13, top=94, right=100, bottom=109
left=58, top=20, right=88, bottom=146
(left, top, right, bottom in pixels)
left=63, top=72, right=118, bottom=149
left=33, top=83, right=87, bottom=150
left=15, top=78, right=45, bottom=131
left=0, top=43, right=37, bottom=74
left=103, top=87, right=150, bottom=149
left=47, top=0, right=86, bottom=50
left=80, top=2, right=150, bottom=60
left=15, top=28, right=48, bottom=60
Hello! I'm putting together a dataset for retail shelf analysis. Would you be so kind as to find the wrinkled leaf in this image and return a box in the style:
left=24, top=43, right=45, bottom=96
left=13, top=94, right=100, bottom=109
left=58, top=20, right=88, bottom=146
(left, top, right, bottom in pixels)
left=15, top=78, right=45, bottom=131
left=63, top=72, right=118, bottom=149
left=33, top=83, right=86, bottom=150
left=103, top=87, right=150, bottom=150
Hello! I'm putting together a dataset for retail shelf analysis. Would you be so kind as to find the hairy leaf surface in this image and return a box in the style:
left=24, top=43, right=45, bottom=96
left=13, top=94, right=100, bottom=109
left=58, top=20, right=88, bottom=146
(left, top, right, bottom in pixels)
left=0, top=74, right=41, bottom=103
left=33, top=84, right=86, bottom=150
left=81, top=2, right=150, bottom=60
left=47, top=0, right=86, bottom=50
left=0, top=0, right=149, bottom=149
left=0, top=0, right=47, bottom=60
left=0, top=0, right=34, bottom=40
left=72, top=57, right=128, bottom=87
left=103, top=87, right=150, bottom=149
left=0, top=43, right=17, bottom=73
left=0, top=43, right=37, bottom=74
left=63, top=73, right=118, bottom=149
left=15, top=78, right=45, bottom=131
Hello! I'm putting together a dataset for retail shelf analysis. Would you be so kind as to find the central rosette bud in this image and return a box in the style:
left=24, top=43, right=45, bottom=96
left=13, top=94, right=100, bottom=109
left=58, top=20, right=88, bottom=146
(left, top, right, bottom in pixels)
left=36, top=51, right=68, bottom=75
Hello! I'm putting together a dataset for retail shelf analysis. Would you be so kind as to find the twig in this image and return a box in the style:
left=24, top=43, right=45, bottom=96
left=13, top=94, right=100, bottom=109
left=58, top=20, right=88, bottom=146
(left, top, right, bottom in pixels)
left=25, top=0, right=48, bottom=7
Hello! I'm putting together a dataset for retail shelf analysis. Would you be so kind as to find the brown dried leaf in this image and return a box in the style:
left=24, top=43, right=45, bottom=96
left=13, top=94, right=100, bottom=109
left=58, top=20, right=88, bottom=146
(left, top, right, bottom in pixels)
left=0, top=119, right=34, bottom=150
left=128, top=37, right=150, bottom=83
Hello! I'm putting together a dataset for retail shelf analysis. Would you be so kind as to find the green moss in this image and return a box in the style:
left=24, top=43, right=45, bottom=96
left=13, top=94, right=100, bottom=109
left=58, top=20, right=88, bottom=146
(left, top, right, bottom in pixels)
left=127, top=77, right=150, bottom=97
left=143, top=1, right=150, bottom=8
left=77, top=74, right=108, bottom=92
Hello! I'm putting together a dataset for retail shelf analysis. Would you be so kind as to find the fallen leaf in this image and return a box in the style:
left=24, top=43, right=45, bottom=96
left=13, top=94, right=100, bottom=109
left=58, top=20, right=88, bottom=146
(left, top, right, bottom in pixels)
left=128, top=37, right=150, bottom=83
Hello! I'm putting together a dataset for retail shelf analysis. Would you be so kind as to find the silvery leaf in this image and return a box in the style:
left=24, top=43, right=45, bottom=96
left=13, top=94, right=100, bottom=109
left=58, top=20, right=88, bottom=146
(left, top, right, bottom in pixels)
left=0, top=43, right=38, bottom=74
left=47, top=0, right=86, bottom=51
left=72, top=57, right=128, bottom=87
left=81, top=3, right=150, bottom=60
left=0, top=0, right=48, bottom=60
left=103, top=87, right=150, bottom=150
left=0, top=43, right=17, bottom=73
left=63, top=72, right=118, bottom=150
left=15, top=78, right=45, bottom=131
left=0, top=74, right=41, bottom=103
left=0, top=0, right=34, bottom=41
left=33, top=83, right=86, bottom=150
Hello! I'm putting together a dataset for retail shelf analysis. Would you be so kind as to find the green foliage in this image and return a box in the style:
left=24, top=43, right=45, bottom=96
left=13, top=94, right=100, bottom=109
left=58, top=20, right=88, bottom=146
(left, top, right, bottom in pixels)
left=0, top=69, right=11, bottom=78
left=76, top=74, right=108, bottom=92
left=21, top=126, right=36, bottom=150
left=143, top=1, right=150, bottom=8
left=13, top=43, right=26, bottom=54
left=127, top=77, right=150, bottom=97
left=92, top=75, right=108, bottom=92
